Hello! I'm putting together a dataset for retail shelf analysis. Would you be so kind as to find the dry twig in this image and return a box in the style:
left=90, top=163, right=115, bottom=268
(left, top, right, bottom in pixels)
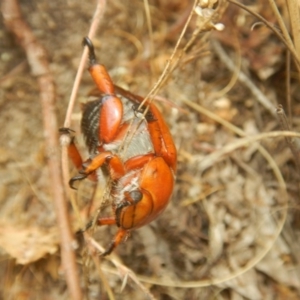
left=60, top=0, right=107, bottom=228
left=1, top=0, right=82, bottom=299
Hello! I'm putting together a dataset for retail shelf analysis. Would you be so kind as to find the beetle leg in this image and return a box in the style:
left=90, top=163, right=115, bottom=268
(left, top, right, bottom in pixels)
left=95, top=193, right=141, bottom=256
left=83, top=37, right=123, bottom=144
left=69, top=151, right=126, bottom=188
left=69, top=172, right=89, bottom=190
left=68, top=137, right=83, bottom=170
left=60, top=128, right=99, bottom=188
left=78, top=217, right=116, bottom=234
left=113, top=85, right=177, bottom=172
left=83, top=37, right=114, bottom=95
left=124, top=153, right=154, bottom=171
left=60, top=128, right=84, bottom=170
left=99, top=95, right=123, bottom=144
left=82, top=152, right=125, bottom=180
left=147, top=105, right=177, bottom=172
left=100, top=228, right=129, bottom=257
left=90, top=215, right=130, bottom=257
left=79, top=216, right=128, bottom=256
left=97, top=217, right=116, bottom=226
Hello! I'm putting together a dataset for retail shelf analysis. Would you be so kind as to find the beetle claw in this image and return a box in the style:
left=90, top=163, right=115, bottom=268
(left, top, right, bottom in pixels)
left=82, top=37, right=97, bottom=65
left=75, top=219, right=93, bottom=236
left=83, top=220, right=93, bottom=232
left=69, top=173, right=88, bottom=189
left=100, top=243, right=114, bottom=257
left=59, top=127, right=75, bottom=135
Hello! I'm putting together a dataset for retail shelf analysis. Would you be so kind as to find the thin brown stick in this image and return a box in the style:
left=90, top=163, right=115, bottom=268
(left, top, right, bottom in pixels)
left=63, top=0, right=107, bottom=129
left=60, top=0, right=107, bottom=225
left=286, top=50, right=292, bottom=120
left=59, top=1, right=110, bottom=298
left=1, top=1, right=82, bottom=299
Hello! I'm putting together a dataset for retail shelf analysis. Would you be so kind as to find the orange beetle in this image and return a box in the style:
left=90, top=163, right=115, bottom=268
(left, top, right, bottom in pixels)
left=64, top=37, right=177, bottom=256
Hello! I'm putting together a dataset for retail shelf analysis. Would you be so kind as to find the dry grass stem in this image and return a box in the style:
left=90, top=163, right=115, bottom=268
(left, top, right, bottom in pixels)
left=286, top=0, right=300, bottom=57
left=267, top=0, right=300, bottom=70
left=60, top=0, right=107, bottom=225
left=276, top=105, right=300, bottom=174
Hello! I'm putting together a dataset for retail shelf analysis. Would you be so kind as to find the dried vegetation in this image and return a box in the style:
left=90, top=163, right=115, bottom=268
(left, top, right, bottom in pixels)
left=1, top=0, right=300, bottom=299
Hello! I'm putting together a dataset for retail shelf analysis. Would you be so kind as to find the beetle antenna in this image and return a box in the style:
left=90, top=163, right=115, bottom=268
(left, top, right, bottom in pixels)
left=82, top=37, right=97, bottom=65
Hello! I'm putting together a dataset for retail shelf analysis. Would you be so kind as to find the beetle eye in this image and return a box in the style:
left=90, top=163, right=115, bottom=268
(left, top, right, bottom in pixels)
left=129, top=190, right=143, bottom=203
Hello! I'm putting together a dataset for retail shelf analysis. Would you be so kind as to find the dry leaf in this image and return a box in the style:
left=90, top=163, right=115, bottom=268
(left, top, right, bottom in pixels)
left=0, top=223, right=59, bottom=264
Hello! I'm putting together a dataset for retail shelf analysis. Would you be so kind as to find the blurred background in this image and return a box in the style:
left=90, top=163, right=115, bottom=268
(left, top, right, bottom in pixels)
left=1, top=0, right=300, bottom=299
